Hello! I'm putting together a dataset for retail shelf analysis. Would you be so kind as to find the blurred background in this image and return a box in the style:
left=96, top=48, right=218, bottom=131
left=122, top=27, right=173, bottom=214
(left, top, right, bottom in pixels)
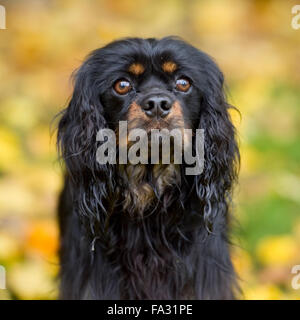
left=0, top=0, right=300, bottom=300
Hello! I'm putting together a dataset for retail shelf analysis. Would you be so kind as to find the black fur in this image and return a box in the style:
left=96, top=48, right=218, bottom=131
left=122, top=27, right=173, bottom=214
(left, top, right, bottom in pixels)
left=57, top=37, right=240, bottom=300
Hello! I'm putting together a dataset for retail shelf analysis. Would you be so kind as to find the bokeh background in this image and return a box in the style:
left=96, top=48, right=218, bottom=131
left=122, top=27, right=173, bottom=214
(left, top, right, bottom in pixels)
left=0, top=0, right=300, bottom=300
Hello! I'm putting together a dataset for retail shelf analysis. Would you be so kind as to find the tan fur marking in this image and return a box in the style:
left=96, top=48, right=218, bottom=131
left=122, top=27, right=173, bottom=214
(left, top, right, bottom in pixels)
left=127, top=102, right=149, bottom=132
left=162, top=61, right=177, bottom=73
left=119, top=163, right=154, bottom=214
left=120, top=163, right=180, bottom=215
left=153, top=164, right=181, bottom=195
left=165, top=101, right=192, bottom=148
left=127, top=102, right=148, bottom=122
left=128, top=63, right=145, bottom=75
left=166, top=101, right=185, bottom=128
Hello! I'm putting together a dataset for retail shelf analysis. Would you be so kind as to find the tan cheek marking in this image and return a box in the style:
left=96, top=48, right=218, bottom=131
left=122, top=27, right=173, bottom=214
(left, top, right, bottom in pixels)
left=116, top=102, right=149, bottom=147
left=128, top=63, right=145, bottom=75
left=162, top=61, right=177, bottom=73
left=127, top=102, right=146, bottom=121
left=127, top=102, right=149, bottom=129
left=166, top=101, right=192, bottom=146
left=166, top=101, right=185, bottom=127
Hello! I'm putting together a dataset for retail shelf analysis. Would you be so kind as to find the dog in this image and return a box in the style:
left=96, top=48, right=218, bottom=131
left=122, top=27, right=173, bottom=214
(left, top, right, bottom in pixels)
left=57, top=37, right=240, bottom=300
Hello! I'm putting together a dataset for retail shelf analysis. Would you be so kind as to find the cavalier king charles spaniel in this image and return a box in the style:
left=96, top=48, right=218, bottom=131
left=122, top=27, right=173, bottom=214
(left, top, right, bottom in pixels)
left=57, top=37, right=240, bottom=300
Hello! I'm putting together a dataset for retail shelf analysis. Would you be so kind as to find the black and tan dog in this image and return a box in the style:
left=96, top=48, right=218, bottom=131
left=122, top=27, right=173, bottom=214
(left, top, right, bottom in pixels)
left=57, top=37, right=240, bottom=299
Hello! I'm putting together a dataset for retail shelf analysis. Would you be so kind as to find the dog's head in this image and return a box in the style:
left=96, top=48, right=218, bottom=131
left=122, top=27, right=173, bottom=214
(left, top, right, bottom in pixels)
left=58, top=37, right=239, bottom=223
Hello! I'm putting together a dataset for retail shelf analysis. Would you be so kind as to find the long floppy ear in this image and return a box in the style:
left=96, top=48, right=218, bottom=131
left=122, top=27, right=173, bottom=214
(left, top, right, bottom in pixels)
left=195, top=58, right=240, bottom=232
left=57, top=57, right=112, bottom=228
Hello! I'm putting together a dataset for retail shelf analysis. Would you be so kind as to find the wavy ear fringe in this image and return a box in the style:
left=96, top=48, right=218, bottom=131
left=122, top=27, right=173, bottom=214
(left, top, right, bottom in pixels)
left=57, top=61, right=113, bottom=232
left=195, top=70, right=240, bottom=232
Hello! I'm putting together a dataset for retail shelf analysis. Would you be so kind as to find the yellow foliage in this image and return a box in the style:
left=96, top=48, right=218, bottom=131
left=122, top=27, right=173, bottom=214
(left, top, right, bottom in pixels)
left=0, top=128, right=22, bottom=172
left=0, top=233, right=22, bottom=262
left=256, top=235, right=299, bottom=267
left=239, top=145, right=261, bottom=175
left=0, top=177, right=36, bottom=216
left=232, top=248, right=253, bottom=278
left=25, top=220, right=59, bottom=259
left=1, top=96, right=39, bottom=130
left=8, top=259, right=58, bottom=300
left=244, top=284, right=282, bottom=300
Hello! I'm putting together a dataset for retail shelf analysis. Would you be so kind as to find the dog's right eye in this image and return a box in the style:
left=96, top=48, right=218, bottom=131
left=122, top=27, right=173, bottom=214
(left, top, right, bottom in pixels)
left=113, top=79, right=132, bottom=95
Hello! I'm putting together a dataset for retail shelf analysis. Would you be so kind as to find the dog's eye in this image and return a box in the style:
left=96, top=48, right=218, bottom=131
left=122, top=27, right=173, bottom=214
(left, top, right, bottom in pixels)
left=175, top=78, right=191, bottom=92
left=114, top=79, right=132, bottom=95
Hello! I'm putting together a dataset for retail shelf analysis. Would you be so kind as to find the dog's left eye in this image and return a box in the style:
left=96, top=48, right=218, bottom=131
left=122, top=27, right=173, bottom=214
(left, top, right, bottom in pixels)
left=114, top=79, right=132, bottom=95
left=175, top=78, right=191, bottom=92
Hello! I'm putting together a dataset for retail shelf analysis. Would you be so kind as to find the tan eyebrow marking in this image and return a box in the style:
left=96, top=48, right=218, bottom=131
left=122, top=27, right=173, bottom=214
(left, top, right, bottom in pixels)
left=128, top=63, right=145, bottom=75
left=162, top=61, right=177, bottom=73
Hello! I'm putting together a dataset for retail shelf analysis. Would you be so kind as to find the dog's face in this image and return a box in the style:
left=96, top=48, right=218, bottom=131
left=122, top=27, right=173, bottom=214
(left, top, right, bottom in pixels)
left=96, top=38, right=209, bottom=134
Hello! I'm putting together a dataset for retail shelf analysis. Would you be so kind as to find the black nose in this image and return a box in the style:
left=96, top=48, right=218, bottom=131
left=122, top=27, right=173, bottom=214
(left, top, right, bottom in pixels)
left=141, top=95, right=172, bottom=118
